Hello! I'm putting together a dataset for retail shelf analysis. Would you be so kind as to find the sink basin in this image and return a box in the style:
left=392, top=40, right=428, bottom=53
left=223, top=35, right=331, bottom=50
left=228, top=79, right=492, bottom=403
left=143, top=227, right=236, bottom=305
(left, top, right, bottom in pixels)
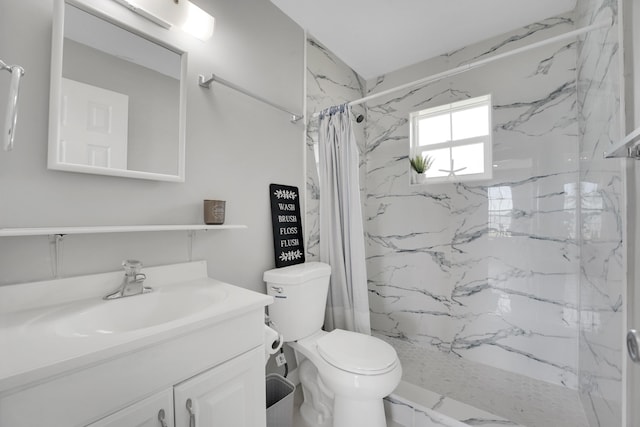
left=52, top=284, right=228, bottom=337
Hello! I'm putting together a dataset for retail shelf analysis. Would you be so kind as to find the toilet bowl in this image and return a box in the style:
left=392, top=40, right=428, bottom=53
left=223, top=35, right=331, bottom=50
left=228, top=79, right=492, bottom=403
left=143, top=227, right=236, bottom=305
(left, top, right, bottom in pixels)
left=291, top=329, right=402, bottom=427
left=264, top=262, right=401, bottom=427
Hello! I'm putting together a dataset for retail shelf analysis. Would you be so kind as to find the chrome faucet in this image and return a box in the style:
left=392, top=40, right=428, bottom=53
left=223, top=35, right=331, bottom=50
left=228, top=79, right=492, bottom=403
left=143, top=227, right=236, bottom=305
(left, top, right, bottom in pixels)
left=104, top=260, right=152, bottom=300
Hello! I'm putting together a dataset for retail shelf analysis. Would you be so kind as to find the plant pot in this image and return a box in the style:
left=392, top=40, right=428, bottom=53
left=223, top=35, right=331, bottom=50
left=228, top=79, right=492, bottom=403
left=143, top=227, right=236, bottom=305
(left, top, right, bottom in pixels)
left=415, top=173, right=427, bottom=184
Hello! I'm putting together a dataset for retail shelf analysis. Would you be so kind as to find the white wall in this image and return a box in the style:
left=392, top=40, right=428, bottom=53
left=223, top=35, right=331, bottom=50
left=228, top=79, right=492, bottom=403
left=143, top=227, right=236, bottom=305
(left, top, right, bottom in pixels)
left=0, top=0, right=305, bottom=293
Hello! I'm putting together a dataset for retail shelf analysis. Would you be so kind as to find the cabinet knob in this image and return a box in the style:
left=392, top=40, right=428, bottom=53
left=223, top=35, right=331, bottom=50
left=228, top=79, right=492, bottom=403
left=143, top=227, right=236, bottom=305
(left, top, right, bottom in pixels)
left=158, top=409, right=168, bottom=427
left=186, top=398, right=196, bottom=427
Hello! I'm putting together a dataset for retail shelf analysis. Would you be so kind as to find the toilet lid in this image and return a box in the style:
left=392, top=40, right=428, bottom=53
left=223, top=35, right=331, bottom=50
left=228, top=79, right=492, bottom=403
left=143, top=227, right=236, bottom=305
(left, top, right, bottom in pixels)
left=316, top=330, right=398, bottom=375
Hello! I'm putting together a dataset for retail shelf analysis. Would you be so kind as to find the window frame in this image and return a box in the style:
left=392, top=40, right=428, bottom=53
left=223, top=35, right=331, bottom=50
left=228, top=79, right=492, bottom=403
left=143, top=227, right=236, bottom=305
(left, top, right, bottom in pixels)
left=409, top=94, right=493, bottom=184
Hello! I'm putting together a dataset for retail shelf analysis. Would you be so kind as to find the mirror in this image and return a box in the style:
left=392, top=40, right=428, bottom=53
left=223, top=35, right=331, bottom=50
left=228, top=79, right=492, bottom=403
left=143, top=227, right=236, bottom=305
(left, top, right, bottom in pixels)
left=48, top=0, right=187, bottom=182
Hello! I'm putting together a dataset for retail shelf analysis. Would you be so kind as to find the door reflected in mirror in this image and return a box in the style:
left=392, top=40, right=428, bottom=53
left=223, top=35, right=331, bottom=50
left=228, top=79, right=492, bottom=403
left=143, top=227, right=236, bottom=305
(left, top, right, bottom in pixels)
left=48, top=0, right=187, bottom=182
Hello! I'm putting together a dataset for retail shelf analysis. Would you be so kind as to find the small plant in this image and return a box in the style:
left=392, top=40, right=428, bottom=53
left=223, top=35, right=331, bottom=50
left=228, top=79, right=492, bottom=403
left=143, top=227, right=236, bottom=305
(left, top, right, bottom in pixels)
left=409, top=154, right=434, bottom=174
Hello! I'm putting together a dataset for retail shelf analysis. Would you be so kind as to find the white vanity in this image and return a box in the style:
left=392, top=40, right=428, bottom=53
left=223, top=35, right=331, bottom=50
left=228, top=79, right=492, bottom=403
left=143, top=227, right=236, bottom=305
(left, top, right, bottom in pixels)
left=0, top=261, right=273, bottom=427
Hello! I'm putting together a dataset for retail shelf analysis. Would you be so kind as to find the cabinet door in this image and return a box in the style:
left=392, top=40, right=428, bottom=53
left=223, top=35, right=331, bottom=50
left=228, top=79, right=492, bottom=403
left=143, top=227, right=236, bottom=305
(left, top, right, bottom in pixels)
left=88, top=389, right=174, bottom=427
left=174, top=347, right=265, bottom=427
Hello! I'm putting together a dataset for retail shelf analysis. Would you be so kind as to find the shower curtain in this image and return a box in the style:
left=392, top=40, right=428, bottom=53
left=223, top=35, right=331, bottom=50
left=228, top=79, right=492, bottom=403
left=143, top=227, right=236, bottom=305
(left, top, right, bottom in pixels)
left=318, top=104, right=371, bottom=335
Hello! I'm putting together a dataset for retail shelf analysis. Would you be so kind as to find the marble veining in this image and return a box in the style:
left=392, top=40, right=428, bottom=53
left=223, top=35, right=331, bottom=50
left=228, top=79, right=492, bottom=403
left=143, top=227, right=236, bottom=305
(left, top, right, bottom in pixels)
left=494, top=80, right=577, bottom=134
left=385, top=396, right=523, bottom=427
left=575, top=0, right=624, bottom=425
left=460, top=17, right=575, bottom=65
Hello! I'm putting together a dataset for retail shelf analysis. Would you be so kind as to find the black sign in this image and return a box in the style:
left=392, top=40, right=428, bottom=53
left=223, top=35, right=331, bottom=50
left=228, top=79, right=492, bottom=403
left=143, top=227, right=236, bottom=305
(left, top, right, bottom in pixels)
left=269, top=184, right=305, bottom=268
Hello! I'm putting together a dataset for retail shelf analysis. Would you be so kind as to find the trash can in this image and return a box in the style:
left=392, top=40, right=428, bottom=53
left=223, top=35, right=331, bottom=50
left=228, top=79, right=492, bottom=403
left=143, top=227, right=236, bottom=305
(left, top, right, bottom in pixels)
left=266, top=373, right=295, bottom=427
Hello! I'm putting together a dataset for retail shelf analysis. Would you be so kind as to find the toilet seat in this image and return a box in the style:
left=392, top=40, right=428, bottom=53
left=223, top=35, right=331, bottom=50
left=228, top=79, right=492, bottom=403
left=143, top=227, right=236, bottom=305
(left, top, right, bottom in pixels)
left=316, top=329, right=398, bottom=375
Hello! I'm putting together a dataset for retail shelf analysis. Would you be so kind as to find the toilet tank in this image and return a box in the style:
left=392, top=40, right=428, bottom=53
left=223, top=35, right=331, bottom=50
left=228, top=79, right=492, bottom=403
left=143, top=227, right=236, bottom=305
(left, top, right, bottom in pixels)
left=264, top=262, right=331, bottom=342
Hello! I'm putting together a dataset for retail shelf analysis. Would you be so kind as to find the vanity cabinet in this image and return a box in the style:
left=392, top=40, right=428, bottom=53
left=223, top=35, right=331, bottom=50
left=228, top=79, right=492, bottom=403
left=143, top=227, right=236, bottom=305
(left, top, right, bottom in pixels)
left=0, top=261, right=272, bottom=427
left=174, top=347, right=265, bottom=427
left=87, top=347, right=264, bottom=427
left=0, top=313, right=267, bottom=427
left=87, top=389, right=174, bottom=427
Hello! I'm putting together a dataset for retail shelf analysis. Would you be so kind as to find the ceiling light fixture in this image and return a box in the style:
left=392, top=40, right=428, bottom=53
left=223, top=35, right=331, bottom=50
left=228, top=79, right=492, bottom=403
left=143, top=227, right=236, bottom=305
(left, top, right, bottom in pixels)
left=181, top=1, right=215, bottom=41
left=113, top=0, right=214, bottom=41
left=113, top=0, right=174, bottom=28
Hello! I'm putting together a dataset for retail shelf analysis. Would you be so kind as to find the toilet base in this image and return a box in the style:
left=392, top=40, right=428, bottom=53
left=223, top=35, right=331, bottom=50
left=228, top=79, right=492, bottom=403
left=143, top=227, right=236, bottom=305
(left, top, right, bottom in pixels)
left=300, top=401, right=332, bottom=427
left=298, top=358, right=333, bottom=427
left=333, top=396, right=386, bottom=427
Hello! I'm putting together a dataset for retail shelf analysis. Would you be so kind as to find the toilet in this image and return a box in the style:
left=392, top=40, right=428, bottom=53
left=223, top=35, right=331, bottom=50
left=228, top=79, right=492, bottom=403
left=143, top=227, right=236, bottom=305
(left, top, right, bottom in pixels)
left=264, top=262, right=401, bottom=427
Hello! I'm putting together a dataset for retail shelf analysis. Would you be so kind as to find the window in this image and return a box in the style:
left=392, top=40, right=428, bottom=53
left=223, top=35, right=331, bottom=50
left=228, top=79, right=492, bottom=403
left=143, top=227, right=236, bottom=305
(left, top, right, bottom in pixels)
left=410, top=94, right=492, bottom=183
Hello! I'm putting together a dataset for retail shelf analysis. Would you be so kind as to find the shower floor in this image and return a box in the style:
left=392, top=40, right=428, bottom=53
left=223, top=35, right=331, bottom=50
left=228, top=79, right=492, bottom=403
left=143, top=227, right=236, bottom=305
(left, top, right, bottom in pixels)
left=379, top=335, right=589, bottom=427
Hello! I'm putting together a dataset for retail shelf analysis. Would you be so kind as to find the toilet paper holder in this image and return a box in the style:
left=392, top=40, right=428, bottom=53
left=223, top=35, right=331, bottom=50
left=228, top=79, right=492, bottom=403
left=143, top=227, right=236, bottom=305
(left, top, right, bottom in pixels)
left=264, top=316, right=284, bottom=363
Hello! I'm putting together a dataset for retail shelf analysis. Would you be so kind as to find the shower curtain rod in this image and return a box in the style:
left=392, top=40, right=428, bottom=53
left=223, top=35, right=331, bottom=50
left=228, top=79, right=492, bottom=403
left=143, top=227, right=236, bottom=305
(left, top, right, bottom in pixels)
left=312, top=20, right=610, bottom=118
left=198, top=73, right=303, bottom=123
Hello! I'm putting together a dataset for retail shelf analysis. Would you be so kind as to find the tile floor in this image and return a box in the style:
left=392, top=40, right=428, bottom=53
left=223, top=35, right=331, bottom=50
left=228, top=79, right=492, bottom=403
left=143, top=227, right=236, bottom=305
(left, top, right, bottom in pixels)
left=382, top=336, right=589, bottom=427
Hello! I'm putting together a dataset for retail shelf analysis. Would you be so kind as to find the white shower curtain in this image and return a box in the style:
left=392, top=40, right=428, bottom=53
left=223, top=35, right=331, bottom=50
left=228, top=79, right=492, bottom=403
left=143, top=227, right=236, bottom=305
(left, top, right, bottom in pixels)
left=318, top=104, right=371, bottom=335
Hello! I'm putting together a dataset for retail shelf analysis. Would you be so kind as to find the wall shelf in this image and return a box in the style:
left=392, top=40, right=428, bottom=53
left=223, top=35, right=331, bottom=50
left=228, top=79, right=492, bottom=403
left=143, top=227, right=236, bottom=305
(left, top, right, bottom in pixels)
left=0, top=225, right=247, bottom=278
left=0, top=224, right=247, bottom=237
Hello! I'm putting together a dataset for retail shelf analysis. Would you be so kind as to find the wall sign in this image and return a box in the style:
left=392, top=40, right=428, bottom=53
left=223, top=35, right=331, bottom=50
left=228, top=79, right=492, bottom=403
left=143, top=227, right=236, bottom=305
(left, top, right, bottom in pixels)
left=269, top=184, right=305, bottom=268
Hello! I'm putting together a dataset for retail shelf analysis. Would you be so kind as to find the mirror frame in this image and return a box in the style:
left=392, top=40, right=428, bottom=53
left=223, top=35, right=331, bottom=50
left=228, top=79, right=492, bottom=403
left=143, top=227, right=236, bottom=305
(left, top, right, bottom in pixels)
left=48, top=0, right=188, bottom=182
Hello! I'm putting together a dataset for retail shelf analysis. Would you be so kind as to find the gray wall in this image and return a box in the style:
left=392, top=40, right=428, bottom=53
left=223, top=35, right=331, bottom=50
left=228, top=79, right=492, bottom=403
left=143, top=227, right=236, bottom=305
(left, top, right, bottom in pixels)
left=0, top=0, right=304, bottom=294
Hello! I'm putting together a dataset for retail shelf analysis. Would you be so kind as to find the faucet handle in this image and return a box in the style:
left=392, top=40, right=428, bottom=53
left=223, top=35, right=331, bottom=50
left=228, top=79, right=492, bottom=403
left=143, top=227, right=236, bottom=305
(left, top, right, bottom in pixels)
left=122, top=259, right=143, bottom=276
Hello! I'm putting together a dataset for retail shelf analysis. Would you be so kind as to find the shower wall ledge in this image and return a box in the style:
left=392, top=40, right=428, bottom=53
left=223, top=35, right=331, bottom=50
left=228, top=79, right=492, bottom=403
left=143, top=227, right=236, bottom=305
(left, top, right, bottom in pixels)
left=385, top=381, right=524, bottom=427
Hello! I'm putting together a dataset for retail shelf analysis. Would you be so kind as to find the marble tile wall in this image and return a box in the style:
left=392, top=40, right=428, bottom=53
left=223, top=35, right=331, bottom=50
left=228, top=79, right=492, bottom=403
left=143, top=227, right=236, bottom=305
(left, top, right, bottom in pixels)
left=304, top=7, right=626, bottom=424
left=364, top=16, right=582, bottom=388
left=575, top=0, right=625, bottom=425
